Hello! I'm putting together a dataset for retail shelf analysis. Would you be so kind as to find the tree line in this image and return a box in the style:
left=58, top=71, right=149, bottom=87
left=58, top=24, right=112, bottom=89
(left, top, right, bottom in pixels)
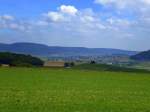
left=0, top=52, right=43, bottom=67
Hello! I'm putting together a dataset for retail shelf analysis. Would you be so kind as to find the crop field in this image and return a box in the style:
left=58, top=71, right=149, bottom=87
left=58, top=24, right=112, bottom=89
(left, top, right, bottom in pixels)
left=0, top=67, right=150, bottom=112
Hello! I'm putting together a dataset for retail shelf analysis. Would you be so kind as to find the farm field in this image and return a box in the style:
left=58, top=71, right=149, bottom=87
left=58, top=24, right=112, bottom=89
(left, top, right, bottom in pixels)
left=0, top=67, right=150, bottom=112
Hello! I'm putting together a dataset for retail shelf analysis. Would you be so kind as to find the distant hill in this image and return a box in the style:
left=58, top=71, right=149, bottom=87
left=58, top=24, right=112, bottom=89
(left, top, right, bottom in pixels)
left=131, top=50, right=150, bottom=61
left=0, top=43, right=137, bottom=57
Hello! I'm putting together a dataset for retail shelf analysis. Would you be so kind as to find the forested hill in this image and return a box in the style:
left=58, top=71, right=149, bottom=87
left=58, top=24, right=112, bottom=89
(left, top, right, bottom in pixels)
left=131, top=50, right=150, bottom=61
left=0, top=52, right=43, bottom=67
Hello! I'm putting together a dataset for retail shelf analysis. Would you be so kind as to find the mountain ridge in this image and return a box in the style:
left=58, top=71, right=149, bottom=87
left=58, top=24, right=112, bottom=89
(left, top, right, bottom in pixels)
left=0, top=42, right=138, bottom=57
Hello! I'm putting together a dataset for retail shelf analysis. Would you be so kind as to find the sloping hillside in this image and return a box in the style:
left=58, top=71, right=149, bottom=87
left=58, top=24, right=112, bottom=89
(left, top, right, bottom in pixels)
left=131, top=50, right=150, bottom=61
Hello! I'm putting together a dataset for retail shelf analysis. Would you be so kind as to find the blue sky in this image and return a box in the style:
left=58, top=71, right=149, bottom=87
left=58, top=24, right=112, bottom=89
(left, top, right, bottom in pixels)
left=0, top=0, right=95, bottom=17
left=0, top=0, right=150, bottom=51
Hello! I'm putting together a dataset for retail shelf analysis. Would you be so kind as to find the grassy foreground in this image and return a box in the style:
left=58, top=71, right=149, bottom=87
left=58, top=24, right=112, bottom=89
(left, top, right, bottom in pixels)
left=0, top=67, right=150, bottom=112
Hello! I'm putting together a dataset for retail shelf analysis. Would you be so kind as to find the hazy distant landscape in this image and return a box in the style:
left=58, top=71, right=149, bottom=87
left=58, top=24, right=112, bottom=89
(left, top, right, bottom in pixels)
left=0, top=43, right=137, bottom=57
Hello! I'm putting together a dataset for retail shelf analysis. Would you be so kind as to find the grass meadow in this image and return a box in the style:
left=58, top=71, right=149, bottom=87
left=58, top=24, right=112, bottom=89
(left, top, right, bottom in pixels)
left=0, top=67, right=150, bottom=112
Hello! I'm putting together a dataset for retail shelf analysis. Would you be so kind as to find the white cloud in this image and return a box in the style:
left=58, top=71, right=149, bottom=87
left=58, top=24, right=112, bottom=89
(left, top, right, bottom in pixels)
left=43, top=5, right=106, bottom=32
left=80, top=16, right=95, bottom=23
left=36, top=21, right=49, bottom=26
left=94, top=0, right=150, bottom=10
left=44, top=5, right=78, bottom=22
left=47, top=12, right=64, bottom=22
left=0, top=14, right=14, bottom=21
left=94, top=0, right=150, bottom=31
left=59, top=5, right=78, bottom=15
left=9, top=23, right=27, bottom=31
left=142, top=0, right=150, bottom=4
left=0, top=14, right=31, bottom=31
left=95, top=0, right=116, bottom=5
left=107, top=18, right=131, bottom=27
left=94, top=0, right=134, bottom=9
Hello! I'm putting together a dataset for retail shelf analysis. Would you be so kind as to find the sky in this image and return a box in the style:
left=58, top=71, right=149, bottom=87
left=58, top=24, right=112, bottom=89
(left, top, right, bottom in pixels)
left=0, top=0, right=150, bottom=51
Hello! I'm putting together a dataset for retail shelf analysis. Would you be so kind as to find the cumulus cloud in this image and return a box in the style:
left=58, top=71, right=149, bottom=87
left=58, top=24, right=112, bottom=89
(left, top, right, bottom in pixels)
left=95, top=0, right=133, bottom=8
left=0, top=14, right=31, bottom=31
left=94, top=0, right=150, bottom=34
left=59, top=5, right=78, bottom=15
left=42, top=5, right=106, bottom=32
left=94, top=0, right=150, bottom=11
left=142, top=0, right=150, bottom=4
left=43, top=5, right=78, bottom=22
left=107, top=18, right=132, bottom=27
left=46, top=12, right=64, bottom=22
left=0, top=14, right=14, bottom=21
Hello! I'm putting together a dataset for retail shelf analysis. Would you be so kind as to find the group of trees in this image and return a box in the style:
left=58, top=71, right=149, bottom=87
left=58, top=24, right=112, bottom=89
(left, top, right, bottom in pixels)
left=0, top=52, right=44, bottom=67
left=90, top=61, right=96, bottom=64
left=64, top=62, right=75, bottom=68
left=64, top=61, right=96, bottom=68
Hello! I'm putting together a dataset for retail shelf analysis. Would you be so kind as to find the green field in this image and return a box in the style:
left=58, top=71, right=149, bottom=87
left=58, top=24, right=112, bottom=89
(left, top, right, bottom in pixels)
left=0, top=67, right=150, bottom=112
